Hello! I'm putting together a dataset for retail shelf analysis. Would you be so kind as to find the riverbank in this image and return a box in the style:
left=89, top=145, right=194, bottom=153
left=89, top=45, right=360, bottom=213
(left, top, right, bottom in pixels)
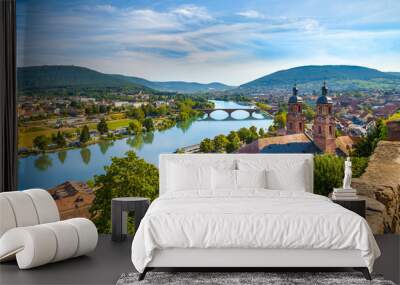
left=18, top=100, right=273, bottom=190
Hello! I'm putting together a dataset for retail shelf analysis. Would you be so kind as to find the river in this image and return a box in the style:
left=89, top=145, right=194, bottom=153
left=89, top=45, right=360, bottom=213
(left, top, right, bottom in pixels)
left=18, top=100, right=273, bottom=190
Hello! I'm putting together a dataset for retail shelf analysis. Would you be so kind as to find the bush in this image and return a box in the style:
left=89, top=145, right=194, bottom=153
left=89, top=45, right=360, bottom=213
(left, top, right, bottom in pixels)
left=350, top=156, right=369, bottom=178
left=314, top=155, right=344, bottom=196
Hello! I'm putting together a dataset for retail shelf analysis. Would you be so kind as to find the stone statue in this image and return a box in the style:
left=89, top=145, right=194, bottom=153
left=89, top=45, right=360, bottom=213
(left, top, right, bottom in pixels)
left=342, top=157, right=352, bottom=190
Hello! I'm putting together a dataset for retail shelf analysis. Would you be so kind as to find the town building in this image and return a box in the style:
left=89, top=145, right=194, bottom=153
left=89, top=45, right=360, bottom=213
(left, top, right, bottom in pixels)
left=312, top=82, right=336, bottom=153
left=238, top=82, right=358, bottom=156
left=286, top=84, right=305, bottom=134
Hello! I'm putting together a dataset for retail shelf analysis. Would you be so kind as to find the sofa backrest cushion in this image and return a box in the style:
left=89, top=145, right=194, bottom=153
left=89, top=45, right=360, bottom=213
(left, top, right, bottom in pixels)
left=159, top=154, right=313, bottom=195
left=0, top=189, right=60, bottom=238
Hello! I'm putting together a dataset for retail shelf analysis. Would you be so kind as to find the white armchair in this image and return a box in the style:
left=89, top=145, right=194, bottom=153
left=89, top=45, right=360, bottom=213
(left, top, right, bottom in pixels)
left=0, top=189, right=98, bottom=269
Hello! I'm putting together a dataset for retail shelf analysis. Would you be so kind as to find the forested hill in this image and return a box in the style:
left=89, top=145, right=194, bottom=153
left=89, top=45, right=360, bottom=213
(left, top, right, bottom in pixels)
left=112, top=74, right=234, bottom=93
left=239, top=65, right=400, bottom=91
left=17, top=65, right=234, bottom=93
left=17, top=66, right=150, bottom=91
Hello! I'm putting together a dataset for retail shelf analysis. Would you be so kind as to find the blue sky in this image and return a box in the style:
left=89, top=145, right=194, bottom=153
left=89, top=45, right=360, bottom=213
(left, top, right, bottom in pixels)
left=17, top=0, right=400, bottom=85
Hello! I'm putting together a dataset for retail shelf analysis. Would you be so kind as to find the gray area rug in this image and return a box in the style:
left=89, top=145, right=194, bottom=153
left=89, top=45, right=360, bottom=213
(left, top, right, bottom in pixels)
left=117, top=272, right=396, bottom=285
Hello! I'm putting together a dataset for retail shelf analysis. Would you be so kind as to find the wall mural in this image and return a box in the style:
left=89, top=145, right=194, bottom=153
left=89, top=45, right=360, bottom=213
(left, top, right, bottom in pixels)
left=17, top=0, right=400, bottom=234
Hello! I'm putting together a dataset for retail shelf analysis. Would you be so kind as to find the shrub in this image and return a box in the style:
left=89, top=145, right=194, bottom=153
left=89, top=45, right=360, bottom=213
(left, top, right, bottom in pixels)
left=314, top=154, right=344, bottom=196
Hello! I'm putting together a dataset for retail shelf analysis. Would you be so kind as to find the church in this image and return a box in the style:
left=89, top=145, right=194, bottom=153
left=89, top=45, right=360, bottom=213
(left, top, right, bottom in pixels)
left=238, top=82, right=357, bottom=155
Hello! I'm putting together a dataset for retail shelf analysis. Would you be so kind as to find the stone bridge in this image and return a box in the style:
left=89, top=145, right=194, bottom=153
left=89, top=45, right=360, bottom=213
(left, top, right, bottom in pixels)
left=199, top=108, right=262, bottom=119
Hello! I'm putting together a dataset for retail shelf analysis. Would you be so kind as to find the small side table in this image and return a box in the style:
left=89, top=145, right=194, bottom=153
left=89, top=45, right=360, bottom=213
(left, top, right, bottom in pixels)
left=332, top=199, right=366, bottom=218
left=111, top=197, right=150, bottom=242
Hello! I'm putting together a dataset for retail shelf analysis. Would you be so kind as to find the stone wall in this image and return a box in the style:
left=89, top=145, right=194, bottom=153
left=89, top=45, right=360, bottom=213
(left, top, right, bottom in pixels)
left=352, top=141, right=400, bottom=234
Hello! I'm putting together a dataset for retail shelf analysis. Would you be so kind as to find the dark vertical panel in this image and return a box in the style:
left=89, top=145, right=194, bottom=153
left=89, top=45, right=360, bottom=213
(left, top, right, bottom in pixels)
left=0, top=0, right=17, bottom=192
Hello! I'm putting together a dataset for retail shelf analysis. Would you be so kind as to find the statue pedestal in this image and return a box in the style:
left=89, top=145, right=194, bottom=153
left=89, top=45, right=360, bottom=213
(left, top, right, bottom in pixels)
left=332, top=188, right=358, bottom=200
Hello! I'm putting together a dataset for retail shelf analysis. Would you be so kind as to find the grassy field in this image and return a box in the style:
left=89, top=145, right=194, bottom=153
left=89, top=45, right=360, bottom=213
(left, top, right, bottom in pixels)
left=18, top=118, right=135, bottom=148
left=19, top=127, right=76, bottom=148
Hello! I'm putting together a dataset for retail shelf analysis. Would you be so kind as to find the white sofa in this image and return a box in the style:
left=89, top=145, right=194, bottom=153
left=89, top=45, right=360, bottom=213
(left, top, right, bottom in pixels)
left=0, top=189, right=98, bottom=269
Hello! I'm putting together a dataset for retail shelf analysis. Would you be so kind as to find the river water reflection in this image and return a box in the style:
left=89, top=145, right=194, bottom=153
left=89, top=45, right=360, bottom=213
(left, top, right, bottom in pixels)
left=18, top=100, right=272, bottom=189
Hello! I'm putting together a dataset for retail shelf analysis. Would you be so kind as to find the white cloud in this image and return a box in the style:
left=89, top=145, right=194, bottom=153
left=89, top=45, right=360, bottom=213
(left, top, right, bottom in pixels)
left=18, top=2, right=400, bottom=85
left=237, top=10, right=265, bottom=19
left=81, top=4, right=117, bottom=13
left=172, top=5, right=213, bottom=21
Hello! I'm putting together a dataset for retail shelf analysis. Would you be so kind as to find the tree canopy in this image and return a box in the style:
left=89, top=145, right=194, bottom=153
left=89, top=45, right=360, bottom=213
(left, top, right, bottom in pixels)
left=80, top=125, right=91, bottom=143
left=90, top=151, right=159, bottom=234
left=97, top=118, right=109, bottom=134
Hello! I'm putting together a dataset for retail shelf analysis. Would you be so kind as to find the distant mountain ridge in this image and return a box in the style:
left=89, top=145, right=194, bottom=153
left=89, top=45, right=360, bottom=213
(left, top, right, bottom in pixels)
left=17, top=65, right=234, bottom=93
left=112, top=74, right=233, bottom=93
left=239, top=65, right=400, bottom=92
left=17, top=66, right=149, bottom=91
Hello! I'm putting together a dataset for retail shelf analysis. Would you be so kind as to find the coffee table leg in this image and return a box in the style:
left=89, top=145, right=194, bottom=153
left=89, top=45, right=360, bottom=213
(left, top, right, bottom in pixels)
left=134, top=201, right=149, bottom=233
left=112, top=201, right=122, bottom=242
left=121, top=210, right=128, bottom=241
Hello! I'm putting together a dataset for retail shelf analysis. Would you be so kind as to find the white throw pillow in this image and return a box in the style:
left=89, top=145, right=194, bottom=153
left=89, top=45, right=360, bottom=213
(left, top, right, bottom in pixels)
left=167, top=162, right=212, bottom=192
left=212, top=168, right=237, bottom=191
left=236, top=169, right=267, bottom=189
left=266, top=162, right=307, bottom=191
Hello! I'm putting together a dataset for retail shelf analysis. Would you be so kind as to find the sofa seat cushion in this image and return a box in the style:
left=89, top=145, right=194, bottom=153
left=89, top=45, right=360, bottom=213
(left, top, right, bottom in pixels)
left=0, top=218, right=98, bottom=269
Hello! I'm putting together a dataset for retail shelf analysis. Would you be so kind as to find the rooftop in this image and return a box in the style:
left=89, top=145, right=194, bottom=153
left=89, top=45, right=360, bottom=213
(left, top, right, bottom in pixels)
left=288, top=95, right=303, bottom=104
left=316, top=95, right=333, bottom=104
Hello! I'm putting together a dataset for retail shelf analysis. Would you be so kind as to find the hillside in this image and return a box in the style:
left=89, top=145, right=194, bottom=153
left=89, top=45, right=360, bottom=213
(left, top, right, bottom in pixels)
left=17, top=65, right=233, bottom=93
left=239, top=65, right=400, bottom=92
left=110, top=75, right=234, bottom=93
left=17, top=66, right=150, bottom=91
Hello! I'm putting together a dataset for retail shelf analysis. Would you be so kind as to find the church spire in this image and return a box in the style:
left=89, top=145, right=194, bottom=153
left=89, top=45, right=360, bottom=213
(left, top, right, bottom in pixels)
left=322, top=81, right=328, bottom=96
left=292, top=83, right=298, bottom=96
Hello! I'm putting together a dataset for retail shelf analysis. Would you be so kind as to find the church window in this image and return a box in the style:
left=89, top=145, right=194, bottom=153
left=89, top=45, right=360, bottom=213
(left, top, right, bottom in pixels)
left=318, top=126, right=322, bottom=134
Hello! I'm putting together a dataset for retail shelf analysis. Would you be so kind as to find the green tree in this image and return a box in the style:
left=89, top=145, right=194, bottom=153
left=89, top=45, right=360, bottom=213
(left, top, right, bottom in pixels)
left=353, top=119, right=387, bottom=157
left=80, top=125, right=91, bottom=143
left=259, top=128, right=265, bottom=137
left=90, top=151, right=159, bottom=233
left=213, top=134, right=229, bottom=153
left=314, top=155, right=344, bottom=197
left=200, top=138, right=214, bottom=153
left=248, top=126, right=259, bottom=143
left=143, top=118, right=155, bottom=132
left=33, top=135, right=50, bottom=151
left=273, top=111, right=287, bottom=129
left=130, top=108, right=145, bottom=122
left=178, top=111, right=190, bottom=121
left=351, top=156, right=369, bottom=178
left=237, top=127, right=251, bottom=143
left=129, top=120, right=142, bottom=134
left=303, top=104, right=316, bottom=122
left=97, top=118, right=109, bottom=134
left=54, top=131, right=66, bottom=147
left=226, top=131, right=241, bottom=153
left=99, top=105, right=108, bottom=114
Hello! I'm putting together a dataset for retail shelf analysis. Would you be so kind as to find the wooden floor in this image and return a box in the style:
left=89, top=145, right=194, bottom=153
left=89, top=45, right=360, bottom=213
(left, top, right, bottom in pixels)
left=0, top=235, right=398, bottom=285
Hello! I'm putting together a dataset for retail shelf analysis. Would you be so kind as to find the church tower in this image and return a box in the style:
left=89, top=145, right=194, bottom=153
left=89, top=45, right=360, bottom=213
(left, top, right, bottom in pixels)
left=286, top=84, right=305, bottom=134
left=313, top=82, right=336, bottom=153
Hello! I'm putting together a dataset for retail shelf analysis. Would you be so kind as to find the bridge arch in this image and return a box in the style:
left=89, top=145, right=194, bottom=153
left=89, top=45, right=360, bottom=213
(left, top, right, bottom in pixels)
left=201, top=108, right=261, bottom=120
